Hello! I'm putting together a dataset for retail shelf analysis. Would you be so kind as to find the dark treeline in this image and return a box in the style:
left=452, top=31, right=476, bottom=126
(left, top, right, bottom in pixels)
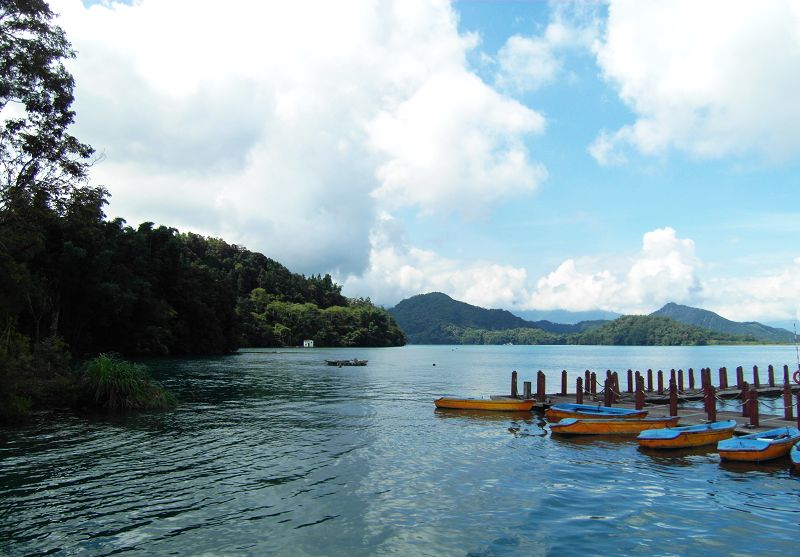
left=0, top=0, right=403, bottom=420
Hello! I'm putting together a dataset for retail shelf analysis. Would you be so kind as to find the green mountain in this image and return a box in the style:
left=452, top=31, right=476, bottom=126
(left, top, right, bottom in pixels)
left=388, top=292, right=601, bottom=344
left=650, top=303, right=793, bottom=343
left=576, top=315, right=749, bottom=346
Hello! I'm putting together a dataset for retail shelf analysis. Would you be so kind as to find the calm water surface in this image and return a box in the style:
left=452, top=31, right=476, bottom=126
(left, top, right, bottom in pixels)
left=2, top=345, right=799, bottom=556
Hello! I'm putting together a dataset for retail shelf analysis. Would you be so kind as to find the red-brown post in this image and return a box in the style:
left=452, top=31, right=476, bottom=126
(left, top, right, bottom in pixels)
left=511, top=370, right=518, bottom=397
left=635, top=377, right=645, bottom=410
left=706, top=386, right=717, bottom=422
left=784, top=364, right=790, bottom=385
left=783, top=381, right=793, bottom=421
left=657, top=370, right=664, bottom=394
left=576, top=377, right=583, bottom=404
left=561, top=370, right=568, bottom=396
left=536, top=371, right=545, bottom=402
left=741, top=381, right=749, bottom=417
left=590, top=372, right=597, bottom=396
left=797, top=392, right=800, bottom=430
left=748, top=387, right=759, bottom=427
left=647, top=369, right=653, bottom=392
left=523, top=381, right=532, bottom=400
left=611, top=372, right=618, bottom=403
left=736, top=366, right=744, bottom=388
left=688, top=368, right=695, bottom=390
left=627, top=369, right=633, bottom=393
left=604, top=377, right=611, bottom=407
left=678, top=369, right=684, bottom=392
left=669, top=378, right=678, bottom=417
left=767, top=364, right=775, bottom=388
left=585, top=370, right=591, bottom=394
left=719, top=367, right=728, bottom=390
left=670, top=369, right=676, bottom=386
left=753, top=365, right=760, bottom=389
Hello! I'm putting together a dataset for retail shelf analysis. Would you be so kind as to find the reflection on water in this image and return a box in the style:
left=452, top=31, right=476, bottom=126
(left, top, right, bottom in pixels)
left=2, top=345, right=799, bottom=556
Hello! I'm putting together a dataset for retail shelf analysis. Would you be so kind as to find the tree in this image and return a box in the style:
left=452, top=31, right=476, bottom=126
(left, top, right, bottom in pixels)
left=1, top=0, right=94, bottom=213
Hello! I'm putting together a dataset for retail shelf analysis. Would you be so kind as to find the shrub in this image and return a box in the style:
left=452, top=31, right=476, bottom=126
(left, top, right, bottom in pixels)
left=80, top=354, right=176, bottom=411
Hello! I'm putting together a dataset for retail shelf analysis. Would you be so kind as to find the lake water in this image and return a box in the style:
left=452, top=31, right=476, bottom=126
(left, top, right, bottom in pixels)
left=2, top=345, right=799, bottom=556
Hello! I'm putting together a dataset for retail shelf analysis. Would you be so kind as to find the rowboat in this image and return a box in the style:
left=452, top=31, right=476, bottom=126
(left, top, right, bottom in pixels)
left=791, top=443, right=800, bottom=470
left=325, top=359, right=368, bottom=366
left=434, top=397, right=534, bottom=411
left=716, top=427, right=800, bottom=462
left=546, top=403, right=648, bottom=421
left=549, top=416, right=679, bottom=435
left=636, top=419, right=737, bottom=449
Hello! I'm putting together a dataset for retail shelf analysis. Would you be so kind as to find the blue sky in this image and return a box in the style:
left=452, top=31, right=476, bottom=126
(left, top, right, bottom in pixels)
left=53, top=0, right=800, bottom=325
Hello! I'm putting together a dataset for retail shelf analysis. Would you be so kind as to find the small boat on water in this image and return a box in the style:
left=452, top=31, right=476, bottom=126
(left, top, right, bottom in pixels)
left=546, top=403, right=648, bottom=421
left=791, top=443, right=800, bottom=470
left=325, top=359, right=368, bottom=366
left=636, top=419, right=737, bottom=449
left=550, top=416, right=680, bottom=436
left=434, top=397, right=534, bottom=412
left=717, top=427, right=800, bottom=462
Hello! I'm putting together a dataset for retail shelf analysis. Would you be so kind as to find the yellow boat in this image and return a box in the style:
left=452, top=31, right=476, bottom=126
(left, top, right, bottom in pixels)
left=550, top=416, right=680, bottom=435
left=546, top=403, right=648, bottom=421
left=636, top=420, right=737, bottom=449
left=717, top=427, right=800, bottom=462
left=434, top=397, right=534, bottom=411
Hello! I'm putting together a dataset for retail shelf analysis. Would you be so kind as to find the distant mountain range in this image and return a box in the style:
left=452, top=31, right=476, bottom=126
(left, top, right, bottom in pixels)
left=511, top=309, right=620, bottom=324
left=388, top=292, right=794, bottom=345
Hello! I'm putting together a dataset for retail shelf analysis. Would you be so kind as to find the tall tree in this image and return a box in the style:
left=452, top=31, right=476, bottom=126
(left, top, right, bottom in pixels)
left=0, top=0, right=94, bottom=213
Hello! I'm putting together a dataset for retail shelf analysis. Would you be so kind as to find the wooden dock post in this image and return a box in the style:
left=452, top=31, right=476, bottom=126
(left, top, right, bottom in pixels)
left=657, top=370, right=664, bottom=395
left=523, top=381, right=532, bottom=400
left=635, top=371, right=642, bottom=393
left=736, top=366, right=744, bottom=388
left=647, top=369, right=653, bottom=392
left=767, top=364, right=775, bottom=388
left=590, top=372, right=597, bottom=397
left=783, top=381, right=793, bottom=421
left=748, top=387, right=759, bottom=427
left=784, top=364, right=790, bottom=385
left=511, top=370, right=518, bottom=397
left=670, top=369, right=676, bottom=393
left=627, top=369, right=633, bottom=393
left=585, top=370, right=591, bottom=394
left=612, top=372, right=619, bottom=402
left=669, top=378, right=678, bottom=417
left=719, top=367, right=728, bottom=390
left=576, top=377, right=583, bottom=404
left=797, top=392, right=800, bottom=430
left=706, top=385, right=717, bottom=422
left=536, top=371, right=545, bottom=402
left=688, top=368, right=695, bottom=390
left=741, top=381, right=749, bottom=417
left=635, top=376, right=645, bottom=410
left=604, top=377, right=612, bottom=407
left=753, top=365, right=760, bottom=389
left=561, top=370, right=567, bottom=396
left=678, top=369, right=684, bottom=392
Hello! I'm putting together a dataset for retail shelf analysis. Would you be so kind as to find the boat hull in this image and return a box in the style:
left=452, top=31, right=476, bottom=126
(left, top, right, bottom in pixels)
left=434, top=397, right=534, bottom=411
left=550, top=416, right=679, bottom=435
left=637, top=420, right=737, bottom=449
left=546, top=404, right=648, bottom=421
left=717, top=427, right=800, bottom=462
left=791, top=444, right=800, bottom=470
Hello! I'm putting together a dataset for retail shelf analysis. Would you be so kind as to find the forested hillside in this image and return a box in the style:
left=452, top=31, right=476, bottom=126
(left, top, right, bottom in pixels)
left=650, top=303, right=794, bottom=343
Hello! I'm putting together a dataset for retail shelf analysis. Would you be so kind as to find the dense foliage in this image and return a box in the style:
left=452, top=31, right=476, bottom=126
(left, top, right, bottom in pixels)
left=78, top=354, right=176, bottom=411
left=574, top=315, right=753, bottom=346
left=651, top=302, right=793, bottom=343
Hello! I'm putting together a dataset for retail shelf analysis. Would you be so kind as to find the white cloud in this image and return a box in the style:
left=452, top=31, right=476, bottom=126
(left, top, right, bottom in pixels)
left=593, top=0, right=800, bottom=164
left=529, top=227, right=700, bottom=314
left=51, top=0, right=547, bottom=274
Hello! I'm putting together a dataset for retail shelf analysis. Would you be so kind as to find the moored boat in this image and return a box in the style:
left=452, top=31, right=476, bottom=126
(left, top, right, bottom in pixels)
left=636, top=419, right=737, bottom=449
left=550, top=416, right=679, bottom=435
left=434, top=397, right=534, bottom=412
left=546, top=403, right=648, bottom=421
left=325, top=359, right=368, bottom=366
left=717, top=427, right=800, bottom=462
left=791, top=443, right=800, bottom=470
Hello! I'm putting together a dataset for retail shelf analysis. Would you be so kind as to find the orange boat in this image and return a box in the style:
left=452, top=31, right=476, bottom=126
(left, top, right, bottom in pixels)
left=546, top=403, right=648, bottom=421
left=550, top=416, right=679, bottom=435
left=636, top=420, right=737, bottom=449
left=717, top=427, right=800, bottom=462
left=434, top=397, right=534, bottom=411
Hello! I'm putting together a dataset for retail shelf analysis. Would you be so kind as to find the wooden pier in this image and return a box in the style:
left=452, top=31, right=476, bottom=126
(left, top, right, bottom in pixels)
left=507, top=365, right=800, bottom=435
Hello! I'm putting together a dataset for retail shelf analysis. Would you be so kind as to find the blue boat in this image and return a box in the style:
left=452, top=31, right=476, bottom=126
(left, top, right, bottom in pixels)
left=791, top=443, right=800, bottom=470
left=637, top=419, right=737, bottom=449
left=546, top=403, right=647, bottom=421
left=717, top=427, right=800, bottom=462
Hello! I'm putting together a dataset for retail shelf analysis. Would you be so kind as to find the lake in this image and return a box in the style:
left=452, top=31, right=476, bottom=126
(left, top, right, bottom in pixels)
left=2, top=345, right=799, bottom=556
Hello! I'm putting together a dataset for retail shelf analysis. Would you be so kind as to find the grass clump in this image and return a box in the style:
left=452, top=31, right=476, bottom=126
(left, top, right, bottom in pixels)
left=80, top=354, right=176, bottom=411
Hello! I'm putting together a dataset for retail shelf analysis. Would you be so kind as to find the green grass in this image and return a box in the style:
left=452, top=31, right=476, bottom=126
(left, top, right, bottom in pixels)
left=81, top=354, right=176, bottom=411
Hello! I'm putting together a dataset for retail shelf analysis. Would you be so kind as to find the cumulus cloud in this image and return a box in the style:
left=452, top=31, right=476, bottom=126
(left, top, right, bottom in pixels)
left=51, top=0, right=547, bottom=274
left=529, top=227, right=700, bottom=314
left=592, top=0, right=800, bottom=164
